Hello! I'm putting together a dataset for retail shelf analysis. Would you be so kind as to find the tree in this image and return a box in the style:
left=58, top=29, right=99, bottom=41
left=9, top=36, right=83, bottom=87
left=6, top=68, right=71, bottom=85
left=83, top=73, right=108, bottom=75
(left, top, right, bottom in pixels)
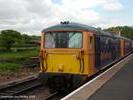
left=0, top=30, right=21, bottom=50
left=21, top=34, right=31, bottom=43
left=104, top=26, right=133, bottom=40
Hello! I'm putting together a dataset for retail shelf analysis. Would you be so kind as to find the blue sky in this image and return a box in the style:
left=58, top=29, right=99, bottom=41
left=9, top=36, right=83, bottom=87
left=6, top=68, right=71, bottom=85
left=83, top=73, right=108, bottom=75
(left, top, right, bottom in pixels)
left=50, top=0, right=133, bottom=27
left=103, top=0, right=133, bottom=25
left=0, top=0, right=132, bottom=35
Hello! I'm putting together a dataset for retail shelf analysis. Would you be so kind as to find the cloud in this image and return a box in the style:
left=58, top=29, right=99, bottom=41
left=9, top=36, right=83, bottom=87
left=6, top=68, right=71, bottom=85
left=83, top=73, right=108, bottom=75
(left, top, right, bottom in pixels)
left=61, top=0, right=106, bottom=9
left=0, top=0, right=124, bottom=35
left=103, top=1, right=123, bottom=11
left=51, top=2, right=101, bottom=24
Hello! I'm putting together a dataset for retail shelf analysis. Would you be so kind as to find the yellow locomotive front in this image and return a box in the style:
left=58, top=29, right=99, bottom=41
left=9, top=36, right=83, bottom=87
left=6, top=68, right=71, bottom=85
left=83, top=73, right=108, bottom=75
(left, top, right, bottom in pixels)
left=39, top=22, right=95, bottom=91
left=41, top=31, right=84, bottom=74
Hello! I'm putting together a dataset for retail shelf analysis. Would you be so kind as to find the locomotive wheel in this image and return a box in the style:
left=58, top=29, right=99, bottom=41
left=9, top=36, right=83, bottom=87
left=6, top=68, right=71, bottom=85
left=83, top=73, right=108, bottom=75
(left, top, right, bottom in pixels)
left=72, top=75, right=87, bottom=89
left=38, top=73, right=48, bottom=85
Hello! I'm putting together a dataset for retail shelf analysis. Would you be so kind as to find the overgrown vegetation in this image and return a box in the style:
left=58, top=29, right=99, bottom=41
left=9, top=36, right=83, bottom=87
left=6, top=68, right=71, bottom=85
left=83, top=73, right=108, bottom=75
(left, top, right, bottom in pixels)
left=0, top=49, right=39, bottom=60
left=0, top=62, right=21, bottom=73
left=0, top=29, right=40, bottom=73
left=0, top=29, right=40, bottom=51
left=104, top=26, right=133, bottom=40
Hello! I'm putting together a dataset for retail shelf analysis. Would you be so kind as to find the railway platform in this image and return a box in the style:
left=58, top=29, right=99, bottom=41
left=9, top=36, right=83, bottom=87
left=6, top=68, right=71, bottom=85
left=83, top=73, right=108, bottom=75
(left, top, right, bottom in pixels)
left=89, top=54, right=133, bottom=100
left=62, top=53, right=133, bottom=100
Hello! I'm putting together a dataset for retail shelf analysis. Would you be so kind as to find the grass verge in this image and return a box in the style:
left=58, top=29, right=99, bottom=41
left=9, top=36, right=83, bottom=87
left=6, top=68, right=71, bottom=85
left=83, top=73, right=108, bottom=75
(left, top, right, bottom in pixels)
left=0, top=48, right=39, bottom=60
left=0, top=48, right=39, bottom=73
left=0, top=62, right=21, bottom=73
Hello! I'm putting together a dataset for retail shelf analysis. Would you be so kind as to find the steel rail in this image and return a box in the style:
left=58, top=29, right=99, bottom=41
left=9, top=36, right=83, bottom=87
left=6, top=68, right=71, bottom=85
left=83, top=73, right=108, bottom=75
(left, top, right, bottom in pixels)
left=44, top=92, right=58, bottom=100
left=0, top=76, right=42, bottom=96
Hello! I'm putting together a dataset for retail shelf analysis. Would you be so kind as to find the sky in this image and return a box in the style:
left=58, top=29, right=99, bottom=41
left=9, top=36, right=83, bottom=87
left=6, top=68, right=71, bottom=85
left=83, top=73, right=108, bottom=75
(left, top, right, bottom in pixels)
left=0, top=0, right=133, bottom=35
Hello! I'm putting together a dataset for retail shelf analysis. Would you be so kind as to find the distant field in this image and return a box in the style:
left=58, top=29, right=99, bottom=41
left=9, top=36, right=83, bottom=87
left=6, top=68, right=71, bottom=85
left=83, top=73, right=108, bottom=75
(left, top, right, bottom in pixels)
left=0, top=47, right=39, bottom=73
left=0, top=48, right=39, bottom=60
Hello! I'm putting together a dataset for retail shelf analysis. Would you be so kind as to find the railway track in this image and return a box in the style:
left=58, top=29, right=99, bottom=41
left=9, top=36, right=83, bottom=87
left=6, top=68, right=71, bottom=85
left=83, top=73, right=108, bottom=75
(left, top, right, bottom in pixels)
left=0, top=76, right=42, bottom=96
left=44, top=92, right=58, bottom=100
left=44, top=91, right=67, bottom=100
left=0, top=75, right=61, bottom=100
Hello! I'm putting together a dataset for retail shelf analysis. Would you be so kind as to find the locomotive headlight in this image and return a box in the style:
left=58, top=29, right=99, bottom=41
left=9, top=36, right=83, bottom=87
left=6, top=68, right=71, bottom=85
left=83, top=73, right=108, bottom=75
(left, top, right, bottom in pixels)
left=58, top=64, right=64, bottom=72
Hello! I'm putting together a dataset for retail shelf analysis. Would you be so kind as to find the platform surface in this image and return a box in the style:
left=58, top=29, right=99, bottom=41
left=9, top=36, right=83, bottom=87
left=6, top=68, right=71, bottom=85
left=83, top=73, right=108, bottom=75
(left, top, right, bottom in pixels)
left=89, top=57, right=133, bottom=100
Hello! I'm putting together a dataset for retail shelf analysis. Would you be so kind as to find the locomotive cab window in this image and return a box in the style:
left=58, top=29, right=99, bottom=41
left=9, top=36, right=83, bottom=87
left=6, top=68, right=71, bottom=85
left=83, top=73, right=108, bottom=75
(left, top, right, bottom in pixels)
left=44, top=32, right=83, bottom=48
left=89, top=36, right=93, bottom=49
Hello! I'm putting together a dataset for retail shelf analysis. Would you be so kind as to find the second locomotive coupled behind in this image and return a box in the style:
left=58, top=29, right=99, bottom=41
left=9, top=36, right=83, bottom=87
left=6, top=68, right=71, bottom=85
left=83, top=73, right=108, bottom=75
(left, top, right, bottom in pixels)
left=39, top=22, right=133, bottom=91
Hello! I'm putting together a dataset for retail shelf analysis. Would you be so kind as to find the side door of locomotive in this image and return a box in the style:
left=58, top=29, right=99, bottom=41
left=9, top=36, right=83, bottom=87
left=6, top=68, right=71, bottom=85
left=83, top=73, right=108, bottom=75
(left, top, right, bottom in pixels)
left=94, top=35, right=101, bottom=70
left=88, top=33, right=96, bottom=74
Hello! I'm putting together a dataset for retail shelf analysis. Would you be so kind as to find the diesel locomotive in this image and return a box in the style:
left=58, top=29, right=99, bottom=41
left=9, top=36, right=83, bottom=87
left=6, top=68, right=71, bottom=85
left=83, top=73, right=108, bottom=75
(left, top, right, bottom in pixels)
left=39, top=22, right=133, bottom=91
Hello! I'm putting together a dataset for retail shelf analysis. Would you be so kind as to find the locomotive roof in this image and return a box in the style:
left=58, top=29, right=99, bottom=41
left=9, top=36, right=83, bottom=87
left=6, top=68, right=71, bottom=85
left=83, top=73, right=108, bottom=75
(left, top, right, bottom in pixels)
left=120, top=36, right=132, bottom=41
left=112, top=33, right=132, bottom=41
left=42, top=22, right=115, bottom=37
left=42, top=22, right=97, bottom=32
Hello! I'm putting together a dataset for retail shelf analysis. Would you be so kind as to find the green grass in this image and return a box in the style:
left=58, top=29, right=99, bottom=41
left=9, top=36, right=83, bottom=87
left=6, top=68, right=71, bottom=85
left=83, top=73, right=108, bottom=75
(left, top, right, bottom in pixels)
left=0, top=48, right=40, bottom=73
left=0, top=48, right=39, bottom=60
left=0, top=62, right=21, bottom=72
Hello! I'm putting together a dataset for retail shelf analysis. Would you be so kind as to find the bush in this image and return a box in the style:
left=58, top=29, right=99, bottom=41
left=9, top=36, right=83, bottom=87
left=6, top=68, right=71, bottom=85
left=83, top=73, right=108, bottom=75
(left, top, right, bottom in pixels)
left=0, top=30, right=21, bottom=51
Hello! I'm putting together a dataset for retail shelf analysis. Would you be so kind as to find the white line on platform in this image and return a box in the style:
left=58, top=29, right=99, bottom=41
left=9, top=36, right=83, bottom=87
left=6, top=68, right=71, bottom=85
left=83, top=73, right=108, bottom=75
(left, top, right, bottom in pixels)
left=61, top=53, right=133, bottom=100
